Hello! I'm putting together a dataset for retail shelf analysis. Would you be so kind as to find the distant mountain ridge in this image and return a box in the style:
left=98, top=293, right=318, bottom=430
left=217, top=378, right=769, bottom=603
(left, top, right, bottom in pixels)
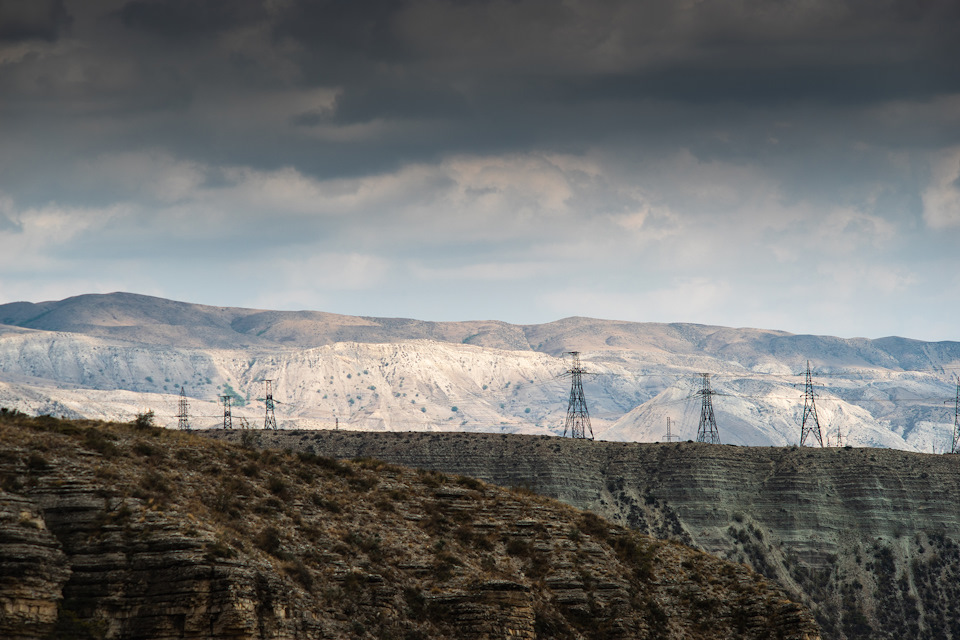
left=4, top=292, right=959, bottom=365
left=1, top=292, right=959, bottom=451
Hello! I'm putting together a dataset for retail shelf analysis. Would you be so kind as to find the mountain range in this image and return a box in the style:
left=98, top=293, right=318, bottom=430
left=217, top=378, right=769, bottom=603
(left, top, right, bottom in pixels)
left=1, top=292, right=958, bottom=451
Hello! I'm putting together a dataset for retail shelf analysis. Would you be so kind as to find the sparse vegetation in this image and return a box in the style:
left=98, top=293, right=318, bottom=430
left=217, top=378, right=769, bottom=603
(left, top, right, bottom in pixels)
left=221, top=382, right=245, bottom=407
left=0, top=413, right=818, bottom=640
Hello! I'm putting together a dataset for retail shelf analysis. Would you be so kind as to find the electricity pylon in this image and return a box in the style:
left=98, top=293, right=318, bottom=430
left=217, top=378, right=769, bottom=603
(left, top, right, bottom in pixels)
left=562, top=351, right=593, bottom=439
left=177, top=386, right=190, bottom=431
left=696, top=373, right=721, bottom=444
left=950, top=378, right=960, bottom=454
left=800, top=361, right=824, bottom=447
left=263, top=379, right=278, bottom=430
left=662, top=416, right=679, bottom=442
left=219, top=395, right=233, bottom=430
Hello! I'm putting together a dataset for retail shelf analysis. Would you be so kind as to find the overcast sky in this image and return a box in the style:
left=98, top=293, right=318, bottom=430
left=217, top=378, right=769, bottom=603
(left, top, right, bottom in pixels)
left=1, top=0, right=959, bottom=340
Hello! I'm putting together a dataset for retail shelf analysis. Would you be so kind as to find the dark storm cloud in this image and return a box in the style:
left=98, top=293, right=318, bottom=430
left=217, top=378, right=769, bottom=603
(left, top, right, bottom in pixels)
left=272, top=0, right=408, bottom=79
left=2, top=0, right=960, bottom=339
left=555, top=61, right=960, bottom=107
left=118, top=0, right=266, bottom=38
left=2, top=0, right=958, bottom=172
left=0, top=0, right=72, bottom=41
left=330, top=79, right=469, bottom=125
left=264, top=0, right=960, bottom=171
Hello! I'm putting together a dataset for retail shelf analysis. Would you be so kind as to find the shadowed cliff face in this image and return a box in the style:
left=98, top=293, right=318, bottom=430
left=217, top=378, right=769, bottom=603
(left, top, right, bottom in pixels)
left=0, top=414, right=819, bottom=640
left=215, top=429, right=960, bottom=640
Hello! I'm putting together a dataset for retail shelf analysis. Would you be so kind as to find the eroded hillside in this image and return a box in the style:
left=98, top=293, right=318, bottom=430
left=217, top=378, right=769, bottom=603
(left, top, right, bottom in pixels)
left=2, top=292, right=959, bottom=449
left=217, top=429, right=960, bottom=640
left=0, top=413, right=818, bottom=640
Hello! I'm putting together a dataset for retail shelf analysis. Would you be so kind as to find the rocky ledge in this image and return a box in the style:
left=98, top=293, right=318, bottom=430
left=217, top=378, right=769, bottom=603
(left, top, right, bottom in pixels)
left=215, top=429, right=960, bottom=640
left=1, top=413, right=819, bottom=639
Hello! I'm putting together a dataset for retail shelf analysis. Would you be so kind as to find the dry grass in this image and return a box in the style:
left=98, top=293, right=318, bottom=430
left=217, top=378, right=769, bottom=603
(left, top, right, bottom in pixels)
left=0, top=410, right=819, bottom=640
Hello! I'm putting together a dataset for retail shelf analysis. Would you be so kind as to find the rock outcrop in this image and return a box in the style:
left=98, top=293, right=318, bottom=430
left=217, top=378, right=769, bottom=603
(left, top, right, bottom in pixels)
left=220, top=429, right=960, bottom=640
left=0, top=413, right=819, bottom=639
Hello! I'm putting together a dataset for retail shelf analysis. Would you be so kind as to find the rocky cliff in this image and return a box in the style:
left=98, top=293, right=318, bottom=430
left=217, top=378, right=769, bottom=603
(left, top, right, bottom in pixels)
left=0, top=412, right=818, bottom=639
left=214, top=429, right=960, bottom=640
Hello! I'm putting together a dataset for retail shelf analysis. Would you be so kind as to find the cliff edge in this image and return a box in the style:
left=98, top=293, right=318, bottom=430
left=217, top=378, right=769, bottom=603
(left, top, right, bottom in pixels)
left=0, top=413, right=818, bottom=639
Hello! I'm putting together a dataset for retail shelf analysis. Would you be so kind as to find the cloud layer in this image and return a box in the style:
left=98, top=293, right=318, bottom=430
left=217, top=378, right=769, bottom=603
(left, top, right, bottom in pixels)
left=0, top=0, right=958, bottom=339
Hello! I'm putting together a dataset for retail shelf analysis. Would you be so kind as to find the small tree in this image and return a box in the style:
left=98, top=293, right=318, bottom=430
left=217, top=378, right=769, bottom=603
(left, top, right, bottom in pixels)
left=133, top=410, right=155, bottom=429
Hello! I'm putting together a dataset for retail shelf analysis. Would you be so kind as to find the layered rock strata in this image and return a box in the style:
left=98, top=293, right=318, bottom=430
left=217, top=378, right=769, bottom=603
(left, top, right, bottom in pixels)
left=219, top=429, right=960, bottom=640
left=0, top=415, right=819, bottom=639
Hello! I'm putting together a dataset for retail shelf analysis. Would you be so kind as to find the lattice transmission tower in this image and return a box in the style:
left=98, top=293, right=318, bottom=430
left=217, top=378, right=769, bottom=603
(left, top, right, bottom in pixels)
left=220, top=395, right=233, bottom=430
left=662, top=416, right=680, bottom=442
left=263, top=379, right=278, bottom=430
left=696, top=373, right=721, bottom=444
left=800, top=361, right=824, bottom=447
left=950, top=378, right=960, bottom=455
left=177, top=386, right=190, bottom=431
left=562, top=351, right=593, bottom=439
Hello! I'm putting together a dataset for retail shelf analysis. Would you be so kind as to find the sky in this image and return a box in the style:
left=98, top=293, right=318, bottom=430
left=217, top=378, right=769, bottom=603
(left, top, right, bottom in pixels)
left=1, top=0, right=959, bottom=340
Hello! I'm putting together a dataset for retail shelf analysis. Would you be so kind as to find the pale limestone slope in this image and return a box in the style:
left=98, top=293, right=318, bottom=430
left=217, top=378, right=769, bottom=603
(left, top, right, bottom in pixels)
left=1, top=292, right=960, bottom=450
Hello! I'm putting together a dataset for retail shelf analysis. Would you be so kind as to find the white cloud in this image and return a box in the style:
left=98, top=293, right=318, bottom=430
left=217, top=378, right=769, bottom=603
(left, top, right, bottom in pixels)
left=538, top=278, right=734, bottom=324
left=274, top=253, right=390, bottom=291
left=1, top=145, right=950, bottom=340
left=408, top=260, right=554, bottom=282
left=244, top=252, right=390, bottom=311
left=817, top=263, right=917, bottom=296
left=79, top=151, right=206, bottom=204
left=0, top=196, right=128, bottom=272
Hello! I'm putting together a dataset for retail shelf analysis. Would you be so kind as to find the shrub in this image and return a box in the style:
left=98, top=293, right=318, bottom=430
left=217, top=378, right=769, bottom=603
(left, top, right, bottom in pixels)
left=506, top=538, right=532, bottom=557
left=348, top=475, right=379, bottom=492
left=240, top=431, right=261, bottom=449
left=205, top=540, right=236, bottom=560
left=580, top=512, right=609, bottom=539
left=26, top=452, right=50, bottom=471
left=283, top=560, right=314, bottom=590
left=455, top=475, right=483, bottom=491
left=139, top=470, right=169, bottom=494
left=267, top=475, right=288, bottom=497
left=133, top=441, right=159, bottom=458
left=311, top=493, right=342, bottom=513
left=133, top=411, right=155, bottom=429
left=255, top=526, right=282, bottom=556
